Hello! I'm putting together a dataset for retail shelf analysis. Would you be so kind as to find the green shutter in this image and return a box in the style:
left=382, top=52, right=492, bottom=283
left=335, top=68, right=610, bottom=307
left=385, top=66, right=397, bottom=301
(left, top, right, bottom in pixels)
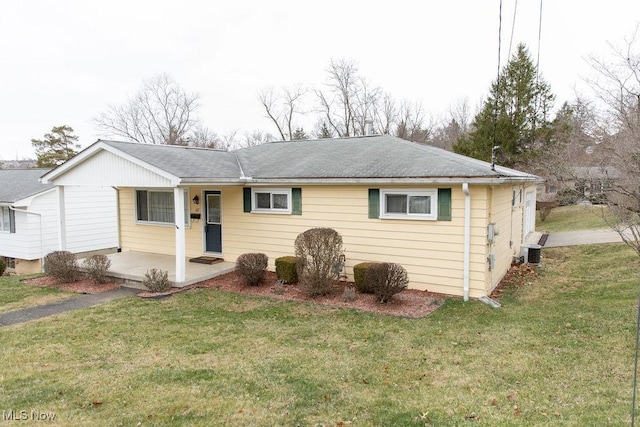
left=368, top=189, right=380, bottom=219
left=437, top=188, right=452, bottom=221
left=243, top=188, right=252, bottom=213
left=292, top=188, right=302, bottom=215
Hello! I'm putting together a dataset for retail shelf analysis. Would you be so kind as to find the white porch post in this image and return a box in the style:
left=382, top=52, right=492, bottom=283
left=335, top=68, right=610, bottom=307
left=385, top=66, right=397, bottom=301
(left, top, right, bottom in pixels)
left=174, top=188, right=186, bottom=283
left=57, top=186, right=67, bottom=251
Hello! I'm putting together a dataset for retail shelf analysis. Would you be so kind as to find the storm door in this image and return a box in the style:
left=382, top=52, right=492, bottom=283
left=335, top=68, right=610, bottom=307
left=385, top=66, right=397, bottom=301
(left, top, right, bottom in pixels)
left=204, top=191, right=222, bottom=253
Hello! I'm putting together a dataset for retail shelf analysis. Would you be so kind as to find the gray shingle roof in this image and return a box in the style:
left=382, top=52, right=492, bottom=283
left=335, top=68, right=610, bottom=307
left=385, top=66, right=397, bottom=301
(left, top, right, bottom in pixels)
left=0, top=169, right=53, bottom=203
left=85, top=136, right=537, bottom=184
left=234, top=135, right=535, bottom=180
left=101, top=140, right=242, bottom=181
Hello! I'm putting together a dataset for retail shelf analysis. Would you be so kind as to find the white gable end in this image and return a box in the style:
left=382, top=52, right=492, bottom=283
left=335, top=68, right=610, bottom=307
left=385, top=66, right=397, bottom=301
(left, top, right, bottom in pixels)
left=53, top=149, right=177, bottom=187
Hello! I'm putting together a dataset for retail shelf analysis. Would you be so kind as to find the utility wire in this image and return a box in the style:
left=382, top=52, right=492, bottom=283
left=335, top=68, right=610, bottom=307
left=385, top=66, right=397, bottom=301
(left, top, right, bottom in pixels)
left=507, top=0, right=519, bottom=60
left=492, top=0, right=504, bottom=162
left=535, top=0, right=543, bottom=85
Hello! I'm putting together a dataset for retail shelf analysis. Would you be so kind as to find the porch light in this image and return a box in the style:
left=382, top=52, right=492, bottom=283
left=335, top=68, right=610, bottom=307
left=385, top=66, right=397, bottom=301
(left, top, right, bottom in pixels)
left=192, top=195, right=199, bottom=205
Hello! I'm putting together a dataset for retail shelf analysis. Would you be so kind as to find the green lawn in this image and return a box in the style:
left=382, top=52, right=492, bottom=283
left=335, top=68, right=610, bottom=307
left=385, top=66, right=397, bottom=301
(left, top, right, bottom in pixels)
left=1, top=244, right=638, bottom=426
left=537, top=204, right=613, bottom=232
left=0, top=274, right=71, bottom=315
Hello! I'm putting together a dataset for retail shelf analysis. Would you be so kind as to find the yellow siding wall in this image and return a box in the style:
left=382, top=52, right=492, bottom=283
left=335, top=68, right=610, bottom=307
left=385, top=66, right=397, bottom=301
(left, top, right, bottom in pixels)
left=118, top=188, right=203, bottom=257
left=483, top=184, right=533, bottom=295
left=222, top=185, right=490, bottom=297
left=117, top=184, right=531, bottom=298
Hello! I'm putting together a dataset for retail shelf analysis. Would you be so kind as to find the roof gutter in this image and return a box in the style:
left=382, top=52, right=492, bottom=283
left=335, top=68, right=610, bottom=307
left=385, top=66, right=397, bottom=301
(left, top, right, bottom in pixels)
left=242, top=176, right=542, bottom=186
left=462, top=183, right=471, bottom=302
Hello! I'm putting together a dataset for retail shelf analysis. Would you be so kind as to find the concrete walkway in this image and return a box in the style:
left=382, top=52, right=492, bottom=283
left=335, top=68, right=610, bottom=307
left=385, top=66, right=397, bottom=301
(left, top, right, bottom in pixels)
left=543, top=229, right=625, bottom=247
left=0, top=287, right=139, bottom=327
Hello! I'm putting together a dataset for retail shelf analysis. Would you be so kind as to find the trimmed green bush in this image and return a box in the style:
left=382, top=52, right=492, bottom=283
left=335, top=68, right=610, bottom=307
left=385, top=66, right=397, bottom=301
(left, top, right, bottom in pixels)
left=83, top=254, right=112, bottom=284
left=236, top=253, right=268, bottom=286
left=143, top=268, right=171, bottom=292
left=275, top=256, right=299, bottom=284
left=354, top=262, right=377, bottom=293
left=0, top=258, right=6, bottom=276
left=45, top=251, right=78, bottom=283
left=366, top=262, right=409, bottom=303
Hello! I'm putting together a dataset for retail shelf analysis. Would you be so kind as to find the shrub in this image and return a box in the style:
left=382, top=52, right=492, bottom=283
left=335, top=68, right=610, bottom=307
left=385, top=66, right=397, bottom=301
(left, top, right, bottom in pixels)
left=0, top=258, right=5, bottom=276
left=294, top=227, right=343, bottom=297
left=143, top=268, right=171, bottom=292
left=275, top=256, right=299, bottom=284
left=272, top=280, right=285, bottom=295
left=44, top=251, right=78, bottom=283
left=236, top=253, right=268, bottom=286
left=83, top=254, right=112, bottom=284
left=365, top=262, right=409, bottom=303
left=353, top=262, right=376, bottom=293
left=341, top=286, right=356, bottom=302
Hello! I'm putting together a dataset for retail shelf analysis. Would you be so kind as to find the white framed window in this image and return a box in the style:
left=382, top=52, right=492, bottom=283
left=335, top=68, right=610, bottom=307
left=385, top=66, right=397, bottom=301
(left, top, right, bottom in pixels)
left=251, top=188, right=292, bottom=214
left=0, top=207, right=11, bottom=233
left=135, top=189, right=189, bottom=226
left=380, top=189, right=437, bottom=220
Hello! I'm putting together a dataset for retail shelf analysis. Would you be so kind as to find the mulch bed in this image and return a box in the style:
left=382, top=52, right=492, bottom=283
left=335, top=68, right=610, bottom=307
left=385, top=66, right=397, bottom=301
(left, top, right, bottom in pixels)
left=24, top=276, right=121, bottom=294
left=23, top=272, right=449, bottom=319
left=22, top=265, right=532, bottom=318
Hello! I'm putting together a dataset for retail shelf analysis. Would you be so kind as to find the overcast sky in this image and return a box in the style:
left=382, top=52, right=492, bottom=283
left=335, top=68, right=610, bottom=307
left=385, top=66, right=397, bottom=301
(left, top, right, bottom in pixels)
left=1, top=0, right=639, bottom=159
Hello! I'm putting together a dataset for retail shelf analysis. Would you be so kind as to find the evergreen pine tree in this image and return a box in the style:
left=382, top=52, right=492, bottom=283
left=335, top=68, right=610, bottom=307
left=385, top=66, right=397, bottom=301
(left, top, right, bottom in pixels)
left=454, top=44, right=555, bottom=167
left=31, top=125, right=80, bottom=167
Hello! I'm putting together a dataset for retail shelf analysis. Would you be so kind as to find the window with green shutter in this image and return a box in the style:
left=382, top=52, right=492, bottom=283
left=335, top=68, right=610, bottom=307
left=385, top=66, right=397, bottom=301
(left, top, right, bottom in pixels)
left=244, top=188, right=301, bottom=215
left=368, top=188, right=452, bottom=221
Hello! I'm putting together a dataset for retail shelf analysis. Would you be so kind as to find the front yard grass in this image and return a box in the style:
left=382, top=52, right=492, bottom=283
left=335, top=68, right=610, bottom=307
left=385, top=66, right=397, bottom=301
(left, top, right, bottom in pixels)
left=0, top=275, right=72, bottom=315
left=1, top=243, right=638, bottom=425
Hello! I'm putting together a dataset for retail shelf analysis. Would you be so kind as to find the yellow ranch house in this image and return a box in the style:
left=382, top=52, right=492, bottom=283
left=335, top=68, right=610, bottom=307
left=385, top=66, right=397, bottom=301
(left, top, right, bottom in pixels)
left=41, top=135, right=540, bottom=301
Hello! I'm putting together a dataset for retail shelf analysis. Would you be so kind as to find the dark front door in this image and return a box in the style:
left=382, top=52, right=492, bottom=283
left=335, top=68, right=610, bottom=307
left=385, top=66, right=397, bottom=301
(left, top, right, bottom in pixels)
left=204, top=191, right=222, bottom=253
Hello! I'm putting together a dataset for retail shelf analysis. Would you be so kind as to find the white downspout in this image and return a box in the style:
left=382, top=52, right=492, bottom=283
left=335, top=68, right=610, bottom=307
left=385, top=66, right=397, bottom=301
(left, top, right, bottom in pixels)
left=10, top=206, right=44, bottom=272
left=462, top=183, right=471, bottom=302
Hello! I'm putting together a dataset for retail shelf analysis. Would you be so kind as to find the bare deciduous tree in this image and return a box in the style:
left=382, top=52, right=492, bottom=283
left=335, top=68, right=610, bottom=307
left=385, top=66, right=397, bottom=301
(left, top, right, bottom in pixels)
left=240, top=130, right=275, bottom=148
left=316, top=59, right=376, bottom=137
left=94, top=74, right=200, bottom=145
left=187, top=125, right=227, bottom=150
left=258, top=85, right=307, bottom=140
left=584, top=28, right=640, bottom=254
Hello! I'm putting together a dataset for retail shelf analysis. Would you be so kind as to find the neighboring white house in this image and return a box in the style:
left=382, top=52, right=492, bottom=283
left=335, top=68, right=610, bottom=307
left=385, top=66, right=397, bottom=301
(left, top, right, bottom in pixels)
left=0, top=169, right=119, bottom=274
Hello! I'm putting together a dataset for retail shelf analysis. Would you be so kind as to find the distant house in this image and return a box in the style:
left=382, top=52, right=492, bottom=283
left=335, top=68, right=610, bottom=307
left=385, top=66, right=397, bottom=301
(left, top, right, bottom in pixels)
left=539, top=166, right=621, bottom=203
left=41, top=136, right=541, bottom=300
left=0, top=169, right=118, bottom=274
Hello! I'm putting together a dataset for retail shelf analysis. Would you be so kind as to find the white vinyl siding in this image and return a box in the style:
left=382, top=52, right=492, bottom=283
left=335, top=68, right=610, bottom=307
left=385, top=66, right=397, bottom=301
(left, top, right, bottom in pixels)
left=0, top=186, right=118, bottom=260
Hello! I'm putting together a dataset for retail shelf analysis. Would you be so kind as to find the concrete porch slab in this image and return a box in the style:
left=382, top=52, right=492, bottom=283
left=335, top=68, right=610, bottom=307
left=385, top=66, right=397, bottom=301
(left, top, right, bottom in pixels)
left=81, top=251, right=235, bottom=289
